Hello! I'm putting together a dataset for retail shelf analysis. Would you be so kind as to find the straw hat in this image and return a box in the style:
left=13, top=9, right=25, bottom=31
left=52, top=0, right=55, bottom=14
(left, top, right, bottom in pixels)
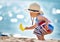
left=28, top=3, right=43, bottom=14
left=28, top=3, right=40, bottom=12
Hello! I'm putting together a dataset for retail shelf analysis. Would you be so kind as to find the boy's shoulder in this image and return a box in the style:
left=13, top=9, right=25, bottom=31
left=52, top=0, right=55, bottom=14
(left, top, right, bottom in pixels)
left=37, top=15, right=45, bottom=18
left=37, top=15, right=48, bottom=20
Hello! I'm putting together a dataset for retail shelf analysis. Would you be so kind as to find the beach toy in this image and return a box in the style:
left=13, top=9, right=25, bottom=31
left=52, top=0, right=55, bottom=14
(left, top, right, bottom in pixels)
left=38, top=21, right=45, bottom=26
left=46, top=24, right=54, bottom=33
left=38, top=21, right=54, bottom=31
left=48, top=24, right=54, bottom=31
left=43, top=24, right=54, bottom=33
left=39, top=20, right=54, bottom=33
left=19, top=23, right=25, bottom=31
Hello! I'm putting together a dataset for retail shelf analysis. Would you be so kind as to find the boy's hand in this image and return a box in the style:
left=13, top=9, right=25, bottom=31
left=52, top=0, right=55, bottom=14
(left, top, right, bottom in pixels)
left=44, top=25, right=49, bottom=30
left=25, top=27, right=30, bottom=30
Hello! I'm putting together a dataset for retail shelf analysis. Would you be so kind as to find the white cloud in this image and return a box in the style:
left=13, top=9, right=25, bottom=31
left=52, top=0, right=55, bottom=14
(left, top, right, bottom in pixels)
left=8, top=11, right=13, bottom=17
left=13, top=34, right=21, bottom=38
left=0, top=5, right=3, bottom=9
left=52, top=8, right=56, bottom=14
left=10, top=18, right=18, bottom=23
left=52, top=8, right=60, bottom=14
left=17, top=15, right=24, bottom=19
left=2, top=32, right=9, bottom=35
left=0, top=16, right=3, bottom=21
left=56, top=9, right=60, bottom=13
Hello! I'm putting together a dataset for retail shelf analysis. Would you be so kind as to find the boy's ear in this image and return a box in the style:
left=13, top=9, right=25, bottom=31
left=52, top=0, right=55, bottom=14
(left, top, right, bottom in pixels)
left=40, top=11, right=44, bottom=14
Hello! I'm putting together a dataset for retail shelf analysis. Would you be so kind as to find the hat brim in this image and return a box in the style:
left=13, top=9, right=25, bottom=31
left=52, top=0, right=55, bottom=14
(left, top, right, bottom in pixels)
left=28, top=9, right=40, bottom=12
left=28, top=9, right=43, bottom=14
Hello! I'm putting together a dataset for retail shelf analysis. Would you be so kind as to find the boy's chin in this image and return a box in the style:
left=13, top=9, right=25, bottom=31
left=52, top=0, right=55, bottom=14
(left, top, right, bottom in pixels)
left=31, top=16, right=37, bottom=18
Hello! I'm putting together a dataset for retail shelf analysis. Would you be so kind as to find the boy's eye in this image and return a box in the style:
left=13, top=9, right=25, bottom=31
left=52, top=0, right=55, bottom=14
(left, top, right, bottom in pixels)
left=28, top=9, right=39, bottom=12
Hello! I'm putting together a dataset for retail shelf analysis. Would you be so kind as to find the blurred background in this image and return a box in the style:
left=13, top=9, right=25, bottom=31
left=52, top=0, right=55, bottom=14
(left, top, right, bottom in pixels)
left=0, top=0, right=60, bottom=40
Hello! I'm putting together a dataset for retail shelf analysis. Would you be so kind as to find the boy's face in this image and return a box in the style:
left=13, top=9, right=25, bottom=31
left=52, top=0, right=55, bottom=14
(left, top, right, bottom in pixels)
left=30, top=11, right=39, bottom=18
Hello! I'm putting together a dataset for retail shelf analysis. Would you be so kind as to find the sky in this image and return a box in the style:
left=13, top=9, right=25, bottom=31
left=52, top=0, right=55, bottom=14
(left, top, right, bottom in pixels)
left=0, top=0, right=60, bottom=40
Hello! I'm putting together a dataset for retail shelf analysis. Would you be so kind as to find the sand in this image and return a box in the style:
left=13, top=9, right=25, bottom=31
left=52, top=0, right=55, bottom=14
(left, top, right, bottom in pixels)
left=0, top=36, right=60, bottom=42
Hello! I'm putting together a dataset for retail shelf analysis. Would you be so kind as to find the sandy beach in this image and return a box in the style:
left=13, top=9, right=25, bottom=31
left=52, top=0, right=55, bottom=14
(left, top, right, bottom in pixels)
left=0, top=36, right=60, bottom=42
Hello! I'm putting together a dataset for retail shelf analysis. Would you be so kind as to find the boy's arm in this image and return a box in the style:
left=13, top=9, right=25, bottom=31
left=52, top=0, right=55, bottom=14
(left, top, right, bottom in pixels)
left=25, top=23, right=37, bottom=30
